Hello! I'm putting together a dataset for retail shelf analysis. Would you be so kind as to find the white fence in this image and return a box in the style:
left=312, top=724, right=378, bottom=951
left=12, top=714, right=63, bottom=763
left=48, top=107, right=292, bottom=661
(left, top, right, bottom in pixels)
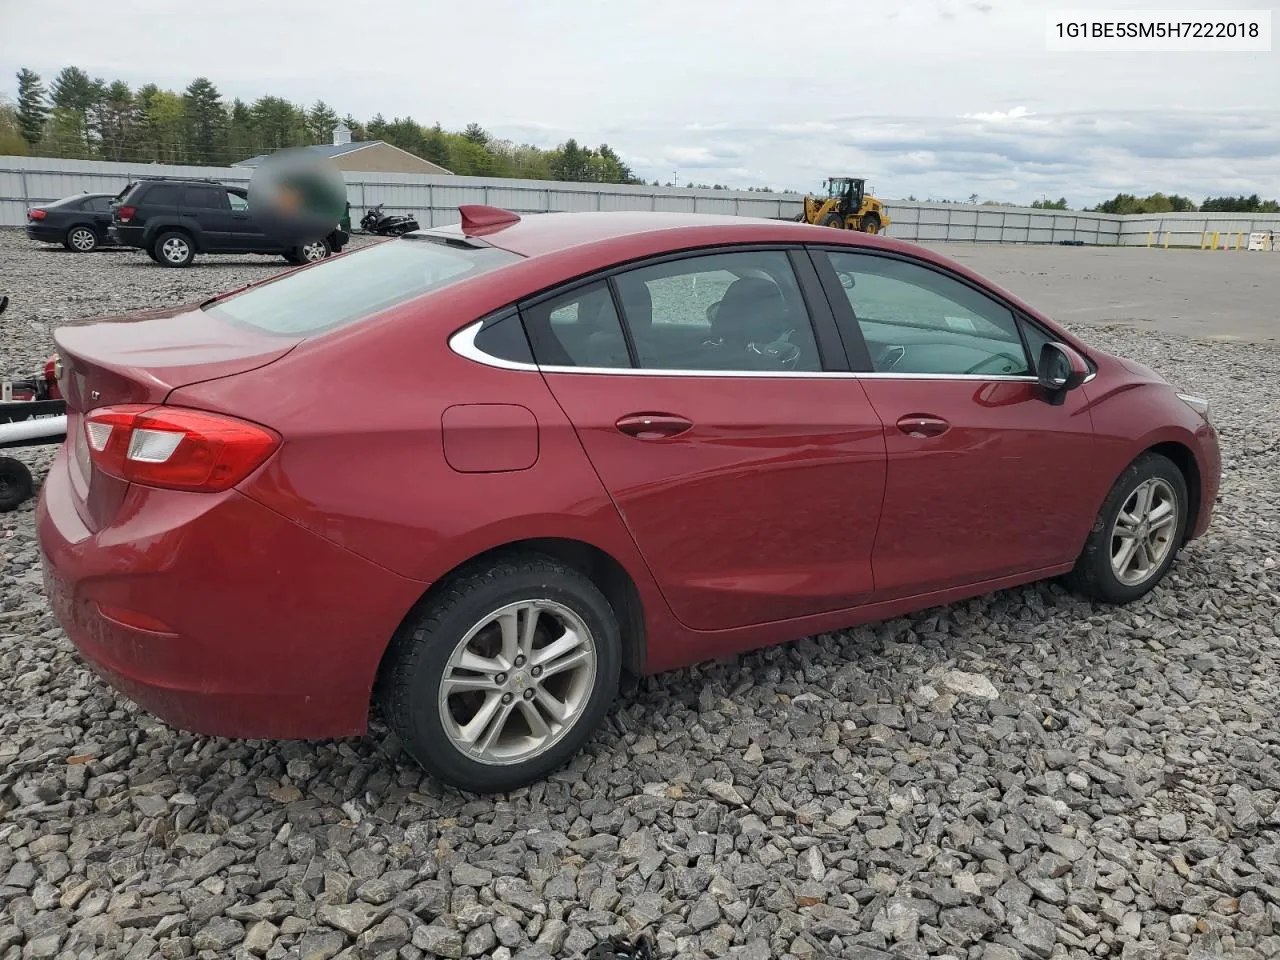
left=3, top=155, right=1279, bottom=247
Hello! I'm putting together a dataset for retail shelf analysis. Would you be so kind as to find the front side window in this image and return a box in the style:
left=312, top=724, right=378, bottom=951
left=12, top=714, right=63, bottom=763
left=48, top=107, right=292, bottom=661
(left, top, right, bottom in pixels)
left=823, top=250, right=1030, bottom=377
left=612, top=249, right=823, bottom=373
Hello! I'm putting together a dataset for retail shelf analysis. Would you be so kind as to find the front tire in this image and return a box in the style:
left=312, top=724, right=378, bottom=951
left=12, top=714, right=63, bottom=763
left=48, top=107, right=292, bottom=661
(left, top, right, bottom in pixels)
left=1065, top=452, right=1188, bottom=603
left=861, top=213, right=882, bottom=234
left=64, top=226, right=98, bottom=253
left=821, top=211, right=845, bottom=229
left=285, top=238, right=331, bottom=265
left=153, top=231, right=195, bottom=267
left=378, top=554, right=622, bottom=793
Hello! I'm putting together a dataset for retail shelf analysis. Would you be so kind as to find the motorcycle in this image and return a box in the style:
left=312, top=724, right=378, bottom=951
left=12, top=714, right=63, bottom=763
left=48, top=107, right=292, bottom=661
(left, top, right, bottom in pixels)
left=360, top=203, right=419, bottom=236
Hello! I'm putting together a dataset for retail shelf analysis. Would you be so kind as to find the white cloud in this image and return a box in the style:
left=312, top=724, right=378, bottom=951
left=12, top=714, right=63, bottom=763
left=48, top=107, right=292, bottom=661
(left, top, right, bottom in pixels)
left=962, top=106, right=1037, bottom=123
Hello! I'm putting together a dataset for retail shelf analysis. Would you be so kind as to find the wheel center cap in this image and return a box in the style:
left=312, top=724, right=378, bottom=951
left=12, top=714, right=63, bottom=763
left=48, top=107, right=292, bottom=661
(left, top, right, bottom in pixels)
left=511, top=672, right=527, bottom=690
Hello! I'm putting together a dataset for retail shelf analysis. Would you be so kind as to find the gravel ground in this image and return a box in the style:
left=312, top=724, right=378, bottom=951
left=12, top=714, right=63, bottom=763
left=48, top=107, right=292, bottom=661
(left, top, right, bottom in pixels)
left=1, top=229, right=1279, bottom=960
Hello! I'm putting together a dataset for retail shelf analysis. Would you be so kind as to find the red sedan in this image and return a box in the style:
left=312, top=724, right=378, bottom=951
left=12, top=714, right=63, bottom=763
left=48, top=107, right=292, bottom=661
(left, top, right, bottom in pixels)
left=37, top=206, right=1220, bottom=793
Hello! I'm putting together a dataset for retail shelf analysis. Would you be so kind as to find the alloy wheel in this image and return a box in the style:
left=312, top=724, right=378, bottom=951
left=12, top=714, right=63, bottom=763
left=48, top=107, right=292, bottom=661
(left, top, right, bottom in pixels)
left=1110, top=477, right=1178, bottom=585
left=438, top=599, right=598, bottom=765
left=162, top=237, right=190, bottom=264
left=301, top=241, right=327, bottom=261
left=70, top=228, right=96, bottom=251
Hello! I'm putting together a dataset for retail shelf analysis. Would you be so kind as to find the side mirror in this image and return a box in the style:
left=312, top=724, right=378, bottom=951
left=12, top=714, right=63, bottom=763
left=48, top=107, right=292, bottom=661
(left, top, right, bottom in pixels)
left=1037, top=342, right=1088, bottom=405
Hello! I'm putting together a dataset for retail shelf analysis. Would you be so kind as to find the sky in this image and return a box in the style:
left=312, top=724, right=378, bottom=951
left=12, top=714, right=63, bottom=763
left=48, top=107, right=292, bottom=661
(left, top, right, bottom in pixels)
left=1, top=0, right=1277, bottom=206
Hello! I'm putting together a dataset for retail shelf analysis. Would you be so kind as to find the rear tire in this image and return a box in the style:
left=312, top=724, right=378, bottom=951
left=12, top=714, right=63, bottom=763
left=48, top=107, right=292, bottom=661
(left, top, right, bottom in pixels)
left=378, top=553, right=622, bottom=793
left=0, top=458, right=34, bottom=512
left=64, top=226, right=98, bottom=253
left=1064, top=452, right=1188, bottom=603
left=153, top=231, right=195, bottom=268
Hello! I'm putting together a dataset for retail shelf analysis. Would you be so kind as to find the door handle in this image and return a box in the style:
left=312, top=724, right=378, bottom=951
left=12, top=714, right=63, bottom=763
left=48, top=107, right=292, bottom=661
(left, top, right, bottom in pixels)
left=896, top=414, right=950, bottom=438
left=616, top=413, right=693, bottom=440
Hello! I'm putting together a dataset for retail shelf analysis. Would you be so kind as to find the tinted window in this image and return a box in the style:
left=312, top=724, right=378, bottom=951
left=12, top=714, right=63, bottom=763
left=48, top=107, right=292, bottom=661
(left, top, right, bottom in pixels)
left=206, top=236, right=522, bottom=336
left=44, top=195, right=83, bottom=209
left=823, top=251, right=1030, bottom=377
left=227, top=192, right=250, bottom=212
left=86, top=196, right=112, bottom=213
left=472, top=312, right=534, bottom=365
left=144, top=185, right=180, bottom=206
left=613, top=250, right=822, bottom=372
left=521, top=282, right=630, bottom=368
left=182, top=186, right=227, bottom=209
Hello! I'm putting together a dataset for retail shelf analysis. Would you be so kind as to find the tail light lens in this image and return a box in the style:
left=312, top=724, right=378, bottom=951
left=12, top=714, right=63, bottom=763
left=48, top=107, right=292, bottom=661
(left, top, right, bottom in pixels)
left=83, top=405, right=280, bottom=493
left=117, top=205, right=136, bottom=222
left=28, top=209, right=46, bottom=221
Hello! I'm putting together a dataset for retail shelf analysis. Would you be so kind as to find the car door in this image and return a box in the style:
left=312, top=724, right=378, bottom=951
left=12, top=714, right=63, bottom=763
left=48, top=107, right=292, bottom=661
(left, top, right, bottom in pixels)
left=180, top=185, right=238, bottom=250
left=813, top=246, right=1099, bottom=600
left=227, top=190, right=272, bottom=251
left=83, top=195, right=114, bottom=241
left=524, top=246, right=887, bottom=632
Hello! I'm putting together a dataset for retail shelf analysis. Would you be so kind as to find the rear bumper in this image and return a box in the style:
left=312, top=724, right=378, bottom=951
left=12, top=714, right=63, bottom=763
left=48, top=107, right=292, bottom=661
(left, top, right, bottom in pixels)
left=26, top=224, right=63, bottom=243
left=37, top=445, right=425, bottom=739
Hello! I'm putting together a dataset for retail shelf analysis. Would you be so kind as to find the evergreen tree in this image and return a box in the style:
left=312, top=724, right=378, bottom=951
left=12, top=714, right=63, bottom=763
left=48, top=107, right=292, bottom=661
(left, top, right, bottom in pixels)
left=184, top=77, right=226, bottom=164
left=49, top=66, right=97, bottom=153
left=307, top=100, right=340, bottom=143
left=16, top=69, right=49, bottom=146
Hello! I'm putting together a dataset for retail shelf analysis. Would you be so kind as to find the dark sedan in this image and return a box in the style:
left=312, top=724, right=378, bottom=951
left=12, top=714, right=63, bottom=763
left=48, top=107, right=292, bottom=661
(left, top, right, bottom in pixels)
left=25, top=193, right=121, bottom=252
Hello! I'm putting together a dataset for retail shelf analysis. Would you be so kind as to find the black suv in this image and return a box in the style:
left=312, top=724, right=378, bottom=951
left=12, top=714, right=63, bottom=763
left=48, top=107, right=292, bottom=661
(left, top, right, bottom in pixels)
left=110, top=177, right=348, bottom=268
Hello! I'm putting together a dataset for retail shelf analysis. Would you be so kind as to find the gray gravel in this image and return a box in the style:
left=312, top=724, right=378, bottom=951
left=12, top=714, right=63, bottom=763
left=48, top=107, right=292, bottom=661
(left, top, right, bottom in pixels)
left=1, top=228, right=1279, bottom=960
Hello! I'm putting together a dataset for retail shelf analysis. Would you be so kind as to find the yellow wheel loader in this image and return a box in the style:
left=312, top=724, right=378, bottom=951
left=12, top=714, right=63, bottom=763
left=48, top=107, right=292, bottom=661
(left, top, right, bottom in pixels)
left=797, top=177, right=891, bottom=234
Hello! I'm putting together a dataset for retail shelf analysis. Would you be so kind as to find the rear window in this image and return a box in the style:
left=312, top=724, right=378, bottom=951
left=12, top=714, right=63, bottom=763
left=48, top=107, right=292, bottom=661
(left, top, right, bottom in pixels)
left=205, top=235, right=523, bottom=335
left=45, top=194, right=85, bottom=209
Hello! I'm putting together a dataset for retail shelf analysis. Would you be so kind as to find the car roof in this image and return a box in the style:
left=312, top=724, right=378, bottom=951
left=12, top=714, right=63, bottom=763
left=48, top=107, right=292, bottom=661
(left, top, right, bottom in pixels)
left=421, top=209, right=906, bottom=260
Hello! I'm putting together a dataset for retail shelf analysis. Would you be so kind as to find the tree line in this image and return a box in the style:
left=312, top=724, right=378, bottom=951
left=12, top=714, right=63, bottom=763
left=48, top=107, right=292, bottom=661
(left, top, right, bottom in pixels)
left=3, top=66, right=647, bottom=184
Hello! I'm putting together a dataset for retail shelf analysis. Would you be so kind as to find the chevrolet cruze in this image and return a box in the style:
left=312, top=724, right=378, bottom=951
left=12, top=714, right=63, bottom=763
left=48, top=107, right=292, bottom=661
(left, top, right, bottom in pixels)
left=38, top=206, right=1220, bottom=793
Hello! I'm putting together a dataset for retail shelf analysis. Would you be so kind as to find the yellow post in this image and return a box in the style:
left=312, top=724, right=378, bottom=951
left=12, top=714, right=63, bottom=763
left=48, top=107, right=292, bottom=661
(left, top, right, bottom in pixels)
left=1201, top=231, right=1209, bottom=249
left=1164, top=232, right=1171, bottom=249
left=1212, top=230, right=1220, bottom=249
left=1147, top=231, right=1153, bottom=247
left=1236, top=232, right=1243, bottom=250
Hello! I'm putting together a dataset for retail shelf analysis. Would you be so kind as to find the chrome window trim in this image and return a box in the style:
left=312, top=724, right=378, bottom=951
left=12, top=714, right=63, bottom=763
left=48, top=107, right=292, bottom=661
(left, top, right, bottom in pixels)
left=448, top=319, right=1041, bottom=382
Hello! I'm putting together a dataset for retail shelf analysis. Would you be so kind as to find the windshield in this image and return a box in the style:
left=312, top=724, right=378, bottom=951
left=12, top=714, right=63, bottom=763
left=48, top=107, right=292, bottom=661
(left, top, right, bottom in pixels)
left=205, top=236, right=522, bottom=336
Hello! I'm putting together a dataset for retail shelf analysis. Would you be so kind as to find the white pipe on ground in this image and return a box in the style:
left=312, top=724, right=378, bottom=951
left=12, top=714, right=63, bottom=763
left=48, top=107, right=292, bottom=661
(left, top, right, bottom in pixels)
left=0, top=416, right=67, bottom=444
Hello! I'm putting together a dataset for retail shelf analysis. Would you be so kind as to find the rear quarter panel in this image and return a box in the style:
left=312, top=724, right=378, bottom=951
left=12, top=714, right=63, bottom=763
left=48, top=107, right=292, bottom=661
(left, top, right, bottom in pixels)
left=166, top=287, right=679, bottom=652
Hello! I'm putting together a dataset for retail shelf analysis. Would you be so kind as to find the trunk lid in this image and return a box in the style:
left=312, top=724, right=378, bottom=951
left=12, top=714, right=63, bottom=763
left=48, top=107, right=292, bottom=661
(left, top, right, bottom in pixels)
left=54, top=306, right=301, bottom=531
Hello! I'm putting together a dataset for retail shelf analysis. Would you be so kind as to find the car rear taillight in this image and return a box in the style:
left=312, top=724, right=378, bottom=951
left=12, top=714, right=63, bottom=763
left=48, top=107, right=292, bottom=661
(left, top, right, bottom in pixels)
left=117, top=205, right=136, bottom=223
left=28, top=208, right=46, bottom=221
left=83, top=405, right=280, bottom=493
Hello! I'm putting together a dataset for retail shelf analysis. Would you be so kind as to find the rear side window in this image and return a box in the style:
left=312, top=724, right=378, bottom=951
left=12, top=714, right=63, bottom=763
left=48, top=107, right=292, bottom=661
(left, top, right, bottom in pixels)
left=520, top=282, right=632, bottom=369
left=143, top=185, right=180, bottom=206
left=206, top=236, right=522, bottom=335
left=182, top=186, right=228, bottom=210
